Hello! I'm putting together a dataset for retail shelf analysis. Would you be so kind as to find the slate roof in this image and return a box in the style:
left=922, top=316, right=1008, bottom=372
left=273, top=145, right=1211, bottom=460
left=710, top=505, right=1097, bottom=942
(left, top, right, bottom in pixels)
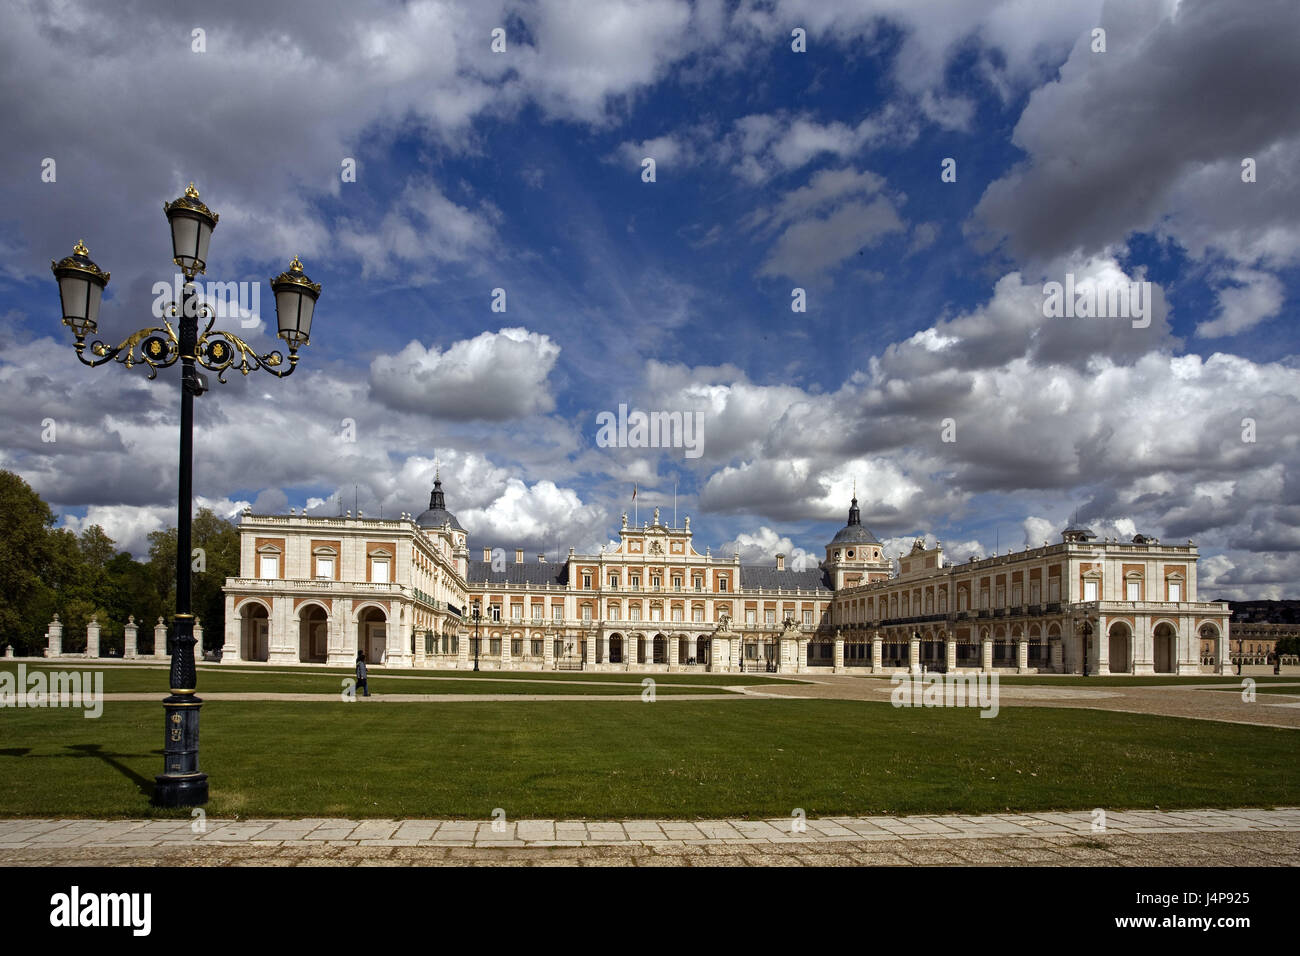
left=739, top=565, right=832, bottom=591
left=467, top=560, right=569, bottom=587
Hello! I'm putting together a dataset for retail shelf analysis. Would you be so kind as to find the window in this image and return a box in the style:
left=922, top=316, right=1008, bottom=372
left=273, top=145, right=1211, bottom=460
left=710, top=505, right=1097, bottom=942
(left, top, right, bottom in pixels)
left=745, top=609, right=756, bottom=624
left=996, top=586, right=1005, bottom=608
left=765, top=609, right=775, bottom=624
left=315, top=557, right=333, bottom=579
left=553, top=605, right=562, bottom=621
left=1048, top=578, right=1061, bottom=601
left=371, top=558, right=390, bottom=584
left=259, top=555, right=278, bottom=579
left=1168, top=581, right=1182, bottom=602
left=1031, top=583, right=1041, bottom=604
left=608, top=576, right=618, bottom=589
left=673, top=577, right=682, bottom=590
left=650, top=607, right=662, bottom=622
left=1126, top=580, right=1141, bottom=602
left=718, top=578, right=728, bottom=593
left=1012, top=585, right=1022, bottom=607
left=693, top=576, right=703, bottom=591
left=1084, top=580, right=1099, bottom=602
left=980, top=589, right=990, bottom=609
left=630, top=575, right=640, bottom=589
left=532, top=605, right=543, bottom=621
left=671, top=608, right=683, bottom=622
left=692, top=607, right=703, bottom=623
left=608, top=605, right=620, bottom=620
left=511, top=604, right=522, bottom=621
left=582, top=574, right=591, bottom=589
left=651, top=576, right=661, bottom=589
left=958, top=590, right=968, bottom=611
left=581, top=605, right=592, bottom=621
left=803, top=610, right=812, bottom=626
left=630, top=607, right=641, bottom=621
left=488, top=605, right=501, bottom=622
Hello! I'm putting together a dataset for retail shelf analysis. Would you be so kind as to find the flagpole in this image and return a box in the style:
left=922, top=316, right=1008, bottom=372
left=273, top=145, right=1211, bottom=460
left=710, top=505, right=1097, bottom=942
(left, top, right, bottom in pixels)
left=673, top=481, right=677, bottom=529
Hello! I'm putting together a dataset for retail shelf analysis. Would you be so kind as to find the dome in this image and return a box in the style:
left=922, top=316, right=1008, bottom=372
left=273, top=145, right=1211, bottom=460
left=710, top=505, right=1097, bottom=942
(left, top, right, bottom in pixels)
left=415, top=476, right=463, bottom=532
left=828, top=496, right=881, bottom=547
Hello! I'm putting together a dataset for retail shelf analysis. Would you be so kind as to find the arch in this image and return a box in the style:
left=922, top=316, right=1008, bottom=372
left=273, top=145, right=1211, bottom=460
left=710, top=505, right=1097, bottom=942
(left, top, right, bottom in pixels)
left=1107, top=621, right=1132, bottom=674
left=652, top=632, right=668, bottom=665
left=608, top=632, right=624, bottom=665
left=299, top=603, right=328, bottom=663
left=1152, top=621, right=1178, bottom=674
left=239, top=601, right=270, bottom=662
left=357, top=605, right=388, bottom=664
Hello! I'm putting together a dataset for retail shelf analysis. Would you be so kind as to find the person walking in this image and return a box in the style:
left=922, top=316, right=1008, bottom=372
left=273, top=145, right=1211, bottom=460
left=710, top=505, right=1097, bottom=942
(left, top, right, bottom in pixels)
left=356, top=652, right=370, bottom=698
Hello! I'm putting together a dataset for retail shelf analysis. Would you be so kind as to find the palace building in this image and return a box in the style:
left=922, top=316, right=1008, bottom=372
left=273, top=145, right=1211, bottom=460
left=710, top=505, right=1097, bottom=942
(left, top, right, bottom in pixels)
left=220, top=476, right=1232, bottom=675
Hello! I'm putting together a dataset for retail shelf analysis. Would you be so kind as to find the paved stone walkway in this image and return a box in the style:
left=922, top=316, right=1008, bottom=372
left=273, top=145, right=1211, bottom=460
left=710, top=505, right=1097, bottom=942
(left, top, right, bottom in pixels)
left=2, top=808, right=1297, bottom=866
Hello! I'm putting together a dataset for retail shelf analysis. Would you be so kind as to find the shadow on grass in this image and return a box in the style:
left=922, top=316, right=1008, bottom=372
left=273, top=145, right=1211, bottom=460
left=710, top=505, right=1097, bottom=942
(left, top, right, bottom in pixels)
left=62, top=743, right=160, bottom=801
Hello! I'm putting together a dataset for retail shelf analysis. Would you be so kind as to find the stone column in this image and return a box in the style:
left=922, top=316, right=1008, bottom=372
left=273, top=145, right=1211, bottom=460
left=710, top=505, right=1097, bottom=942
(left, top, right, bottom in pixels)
left=1096, top=620, right=1110, bottom=676
left=908, top=633, right=921, bottom=675
left=221, top=594, right=240, bottom=663
left=193, top=619, right=204, bottom=662
left=833, top=630, right=845, bottom=674
left=1217, top=625, right=1229, bottom=676
left=544, top=631, right=555, bottom=671
left=86, top=617, right=100, bottom=659
left=124, top=616, right=138, bottom=659
left=946, top=636, right=958, bottom=673
left=1017, top=638, right=1028, bottom=673
left=668, top=635, right=679, bottom=672
left=501, top=627, right=512, bottom=671
left=46, top=615, right=63, bottom=657
left=328, top=598, right=353, bottom=666
left=796, top=637, right=807, bottom=673
left=268, top=597, right=296, bottom=664
left=871, top=632, right=883, bottom=674
left=154, top=617, right=169, bottom=659
left=981, top=638, right=993, bottom=673
left=458, top=629, right=471, bottom=669
left=583, top=631, right=594, bottom=668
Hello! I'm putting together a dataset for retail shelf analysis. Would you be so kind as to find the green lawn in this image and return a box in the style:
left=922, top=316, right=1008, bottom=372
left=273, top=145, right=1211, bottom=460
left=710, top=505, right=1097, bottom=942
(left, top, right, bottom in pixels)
left=0, top=663, right=758, bottom=696
left=0, top=698, right=1294, bottom=819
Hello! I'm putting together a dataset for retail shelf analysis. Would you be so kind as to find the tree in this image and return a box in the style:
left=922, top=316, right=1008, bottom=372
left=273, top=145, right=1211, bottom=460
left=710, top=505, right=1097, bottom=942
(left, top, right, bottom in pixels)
left=0, top=471, right=58, bottom=650
left=148, top=508, right=240, bottom=653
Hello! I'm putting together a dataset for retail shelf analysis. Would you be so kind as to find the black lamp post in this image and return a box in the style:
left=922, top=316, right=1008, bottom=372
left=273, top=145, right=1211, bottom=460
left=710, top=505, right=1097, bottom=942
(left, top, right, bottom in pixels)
left=472, top=605, right=481, bottom=671
left=54, top=183, right=321, bottom=808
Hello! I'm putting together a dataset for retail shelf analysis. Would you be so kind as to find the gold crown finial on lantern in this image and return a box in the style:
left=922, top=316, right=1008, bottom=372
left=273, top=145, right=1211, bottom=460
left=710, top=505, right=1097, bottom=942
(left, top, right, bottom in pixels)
left=290, top=255, right=303, bottom=272
left=184, top=182, right=201, bottom=199
left=73, top=239, right=89, bottom=256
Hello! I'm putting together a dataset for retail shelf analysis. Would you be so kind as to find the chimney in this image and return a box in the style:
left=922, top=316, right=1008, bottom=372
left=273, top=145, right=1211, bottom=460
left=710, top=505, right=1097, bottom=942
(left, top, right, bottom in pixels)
left=515, top=548, right=524, bottom=564
left=537, top=553, right=546, bottom=563
left=775, top=553, right=785, bottom=571
left=483, top=547, right=492, bottom=562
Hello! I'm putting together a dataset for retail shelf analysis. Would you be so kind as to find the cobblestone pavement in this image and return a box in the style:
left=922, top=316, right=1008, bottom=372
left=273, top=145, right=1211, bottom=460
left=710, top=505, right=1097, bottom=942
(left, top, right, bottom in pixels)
left=743, top=678, right=1300, bottom=729
left=2, top=808, right=1297, bottom=866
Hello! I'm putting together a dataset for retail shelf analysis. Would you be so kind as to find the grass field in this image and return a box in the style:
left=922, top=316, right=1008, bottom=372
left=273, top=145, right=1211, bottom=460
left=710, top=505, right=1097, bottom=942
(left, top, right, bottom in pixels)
left=0, top=697, right=1294, bottom=819
left=0, top=663, right=787, bottom=696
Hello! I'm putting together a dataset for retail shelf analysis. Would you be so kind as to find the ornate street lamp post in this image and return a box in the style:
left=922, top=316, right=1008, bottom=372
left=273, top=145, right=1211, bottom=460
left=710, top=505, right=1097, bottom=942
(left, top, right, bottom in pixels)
left=53, top=183, right=322, bottom=807
left=472, top=605, right=481, bottom=671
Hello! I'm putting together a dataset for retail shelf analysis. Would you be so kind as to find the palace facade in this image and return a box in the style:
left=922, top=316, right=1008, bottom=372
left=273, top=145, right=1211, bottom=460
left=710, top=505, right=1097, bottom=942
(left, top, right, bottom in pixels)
left=220, top=477, right=1232, bottom=675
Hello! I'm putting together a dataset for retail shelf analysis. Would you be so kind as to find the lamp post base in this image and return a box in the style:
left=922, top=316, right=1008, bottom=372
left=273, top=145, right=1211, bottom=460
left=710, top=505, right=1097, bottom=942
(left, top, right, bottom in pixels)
left=153, top=694, right=208, bottom=807
left=153, top=772, right=209, bottom=807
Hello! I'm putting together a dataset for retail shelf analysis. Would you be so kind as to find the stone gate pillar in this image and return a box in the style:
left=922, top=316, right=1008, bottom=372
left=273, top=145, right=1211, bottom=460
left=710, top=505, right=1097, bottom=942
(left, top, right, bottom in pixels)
left=909, top=634, right=921, bottom=674
left=946, top=635, right=958, bottom=672
left=833, top=630, right=845, bottom=674
left=45, top=614, right=63, bottom=657
left=871, top=632, right=883, bottom=674
left=124, top=616, right=138, bottom=659
left=544, top=630, right=555, bottom=670
left=194, top=619, right=204, bottom=661
left=1017, top=638, right=1028, bottom=673
left=86, top=617, right=100, bottom=659
left=154, top=617, right=169, bottom=659
left=981, top=638, right=993, bottom=673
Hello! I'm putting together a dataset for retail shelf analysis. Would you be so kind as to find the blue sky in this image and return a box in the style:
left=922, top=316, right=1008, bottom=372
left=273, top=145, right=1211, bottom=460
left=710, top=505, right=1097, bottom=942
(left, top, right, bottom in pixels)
left=1, top=0, right=1298, bottom=597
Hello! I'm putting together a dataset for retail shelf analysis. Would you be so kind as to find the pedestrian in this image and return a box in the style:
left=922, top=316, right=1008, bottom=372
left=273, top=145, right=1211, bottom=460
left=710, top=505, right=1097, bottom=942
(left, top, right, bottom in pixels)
left=356, top=652, right=370, bottom=697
